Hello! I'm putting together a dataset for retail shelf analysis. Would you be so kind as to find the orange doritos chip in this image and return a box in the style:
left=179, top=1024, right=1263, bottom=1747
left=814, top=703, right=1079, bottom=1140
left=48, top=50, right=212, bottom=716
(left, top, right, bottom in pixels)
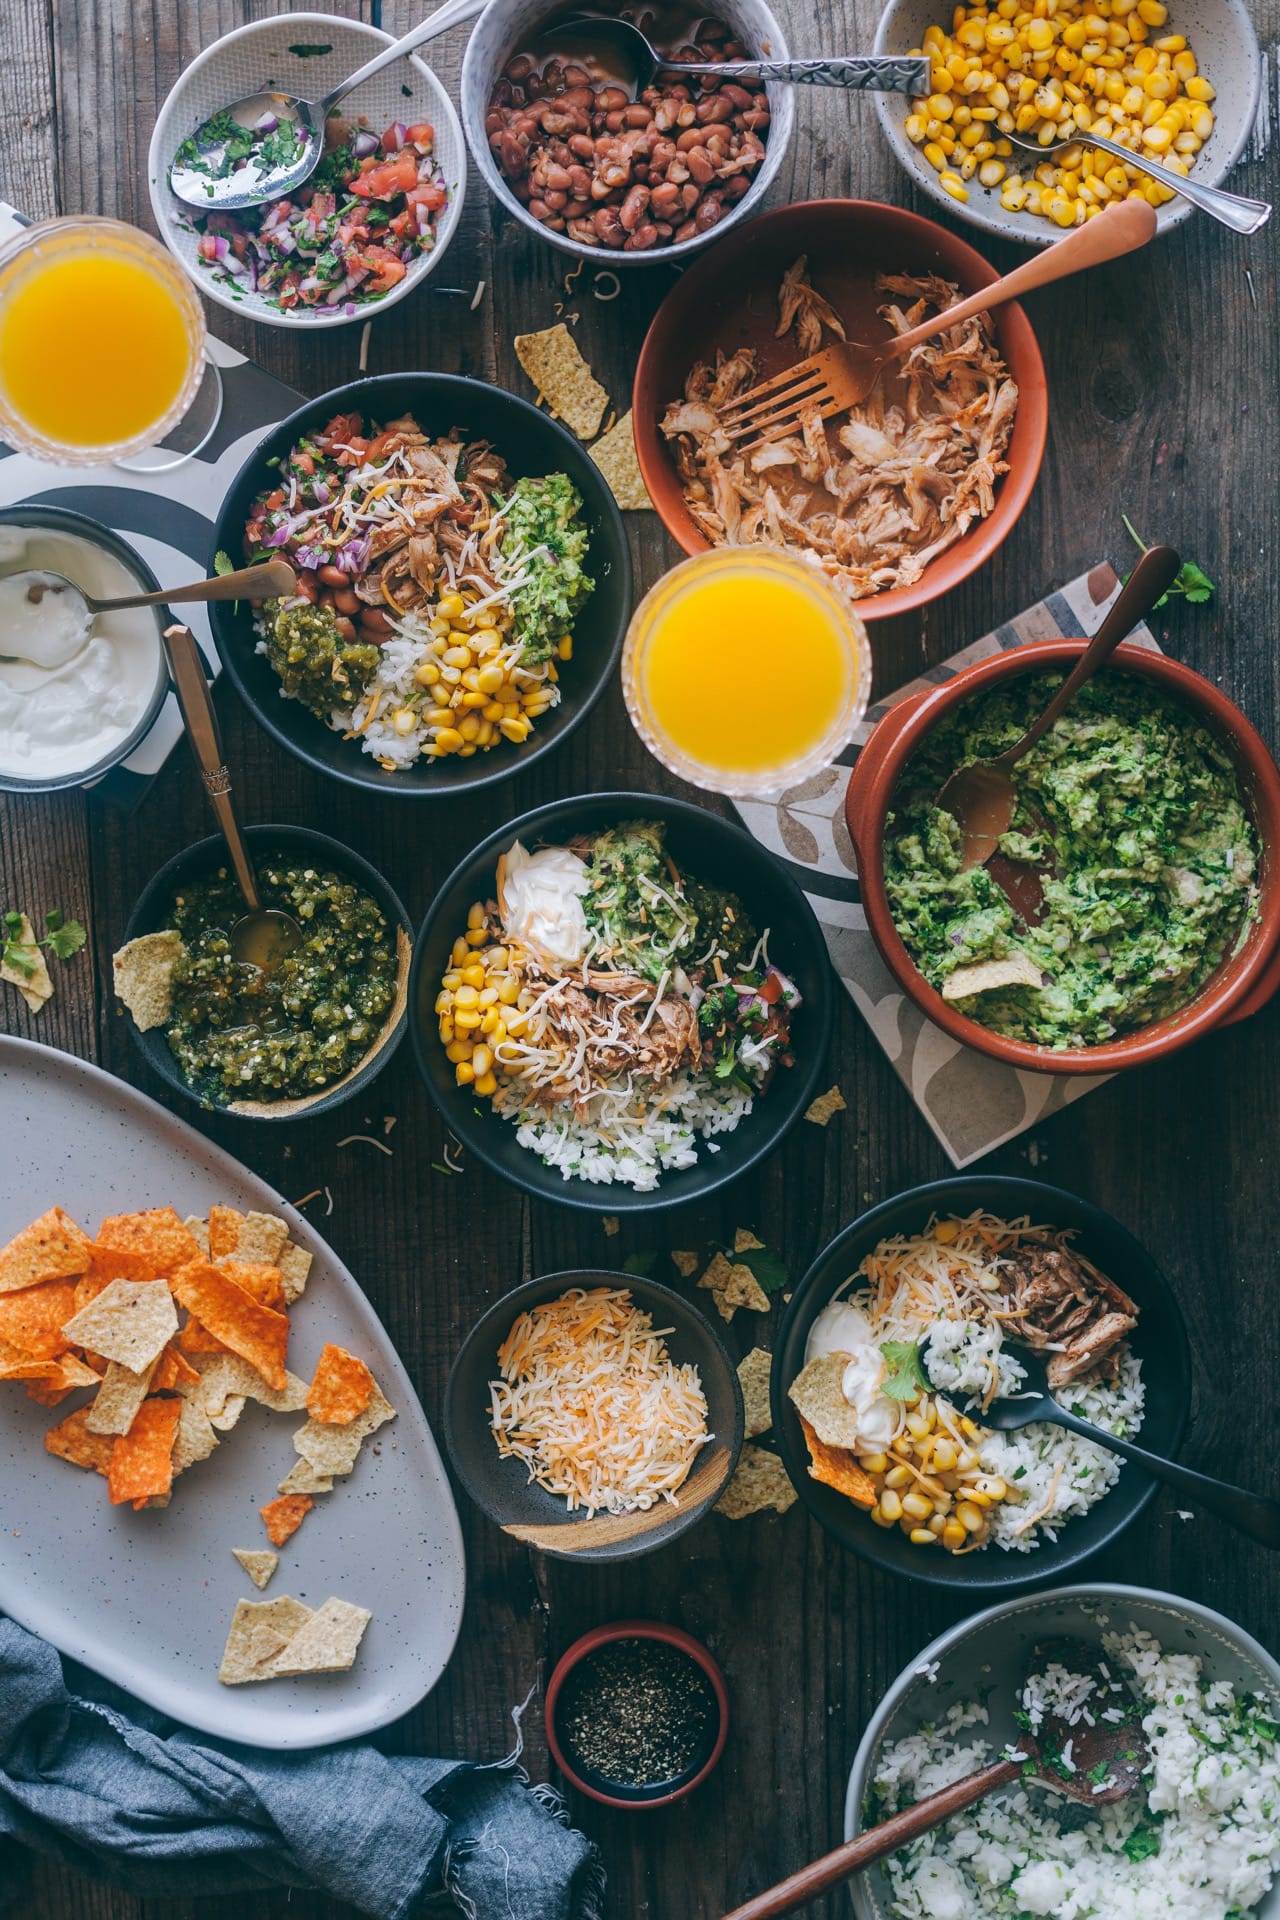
left=73, top=1268, right=118, bottom=1314
left=0, top=1207, right=93, bottom=1295
left=207, top=1206, right=245, bottom=1262
left=0, top=1356, right=62, bottom=1381
left=83, top=1243, right=163, bottom=1287
left=306, top=1344, right=374, bottom=1426
left=45, top=1406, right=115, bottom=1476
left=0, top=1278, right=77, bottom=1360
left=170, top=1262, right=288, bottom=1390
left=24, top=1350, right=104, bottom=1407
left=798, top=1415, right=878, bottom=1509
left=177, top=1311, right=229, bottom=1356
left=152, top=1345, right=201, bottom=1390
left=96, top=1209, right=202, bottom=1280
left=219, top=1260, right=285, bottom=1310
left=259, top=1493, right=313, bottom=1547
left=107, top=1396, right=181, bottom=1508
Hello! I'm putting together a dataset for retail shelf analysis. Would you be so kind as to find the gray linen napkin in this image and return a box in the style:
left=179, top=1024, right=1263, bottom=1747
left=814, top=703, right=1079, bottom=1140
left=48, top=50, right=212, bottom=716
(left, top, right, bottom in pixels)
left=0, top=1616, right=603, bottom=1920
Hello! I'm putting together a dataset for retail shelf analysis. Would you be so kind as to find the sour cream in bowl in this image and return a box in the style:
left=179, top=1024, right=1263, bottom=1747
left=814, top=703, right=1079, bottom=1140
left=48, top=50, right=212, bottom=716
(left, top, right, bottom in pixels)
left=0, top=509, right=167, bottom=793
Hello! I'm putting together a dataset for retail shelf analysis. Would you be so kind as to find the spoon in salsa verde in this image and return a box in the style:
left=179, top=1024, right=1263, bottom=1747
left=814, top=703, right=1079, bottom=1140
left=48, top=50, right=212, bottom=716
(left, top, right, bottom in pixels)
left=161, top=622, right=302, bottom=970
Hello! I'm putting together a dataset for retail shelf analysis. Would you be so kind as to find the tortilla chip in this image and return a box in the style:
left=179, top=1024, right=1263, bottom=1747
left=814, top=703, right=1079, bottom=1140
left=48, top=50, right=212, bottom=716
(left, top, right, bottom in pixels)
left=276, top=1242, right=312, bottom=1305
left=278, top=1458, right=334, bottom=1495
left=712, top=1260, right=771, bottom=1322
left=209, top=1397, right=246, bottom=1433
left=270, top=1596, right=371, bottom=1677
left=187, top=1353, right=308, bottom=1419
left=184, top=1216, right=210, bottom=1256
left=0, top=1278, right=78, bottom=1359
left=306, top=1344, right=374, bottom=1426
left=715, top=1444, right=798, bottom=1519
left=45, top=1406, right=116, bottom=1476
left=152, top=1345, right=200, bottom=1390
left=61, top=1279, right=178, bottom=1372
left=233, top=1548, right=279, bottom=1591
left=26, top=1362, right=100, bottom=1409
left=291, top=1380, right=395, bottom=1480
left=786, top=1353, right=866, bottom=1451
left=804, top=1085, right=847, bottom=1126
left=207, top=1207, right=245, bottom=1262
left=96, top=1208, right=202, bottom=1277
left=170, top=1261, right=289, bottom=1390
left=218, top=1260, right=285, bottom=1310
left=589, top=411, right=652, bottom=510
left=107, top=1396, right=181, bottom=1508
left=209, top=1206, right=290, bottom=1266
left=1, top=915, right=53, bottom=1012
left=733, top=1228, right=764, bottom=1254
left=513, top=323, right=608, bottom=439
left=798, top=1414, right=877, bottom=1508
left=737, top=1347, right=774, bottom=1438
left=941, top=953, right=1045, bottom=1001
left=112, top=930, right=184, bottom=1032
left=0, top=1354, right=63, bottom=1382
left=178, top=1312, right=228, bottom=1356
left=85, top=1358, right=159, bottom=1436
left=259, top=1493, right=313, bottom=1547
left=0, top=1207, right=93, bottom=1295
left=171, top=1397, right=219, bottom=1475
left=671, top=1250, right=699, bottom=1278
left=218, top=1595, right=313, bottom=1686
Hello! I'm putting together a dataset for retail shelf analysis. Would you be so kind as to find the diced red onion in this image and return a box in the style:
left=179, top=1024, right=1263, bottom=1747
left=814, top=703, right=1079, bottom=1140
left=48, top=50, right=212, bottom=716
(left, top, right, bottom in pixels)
left=254, top=111, right=280, bottom=133
left=352, top=129, right=381, bottom=160
left=293, top=546, right=325, bottom=570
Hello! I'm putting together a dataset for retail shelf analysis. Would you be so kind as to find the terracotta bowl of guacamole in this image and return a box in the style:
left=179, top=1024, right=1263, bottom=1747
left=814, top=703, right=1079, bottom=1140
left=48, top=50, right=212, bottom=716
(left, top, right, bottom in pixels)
left=845, top=642, right=1280, bottom=1073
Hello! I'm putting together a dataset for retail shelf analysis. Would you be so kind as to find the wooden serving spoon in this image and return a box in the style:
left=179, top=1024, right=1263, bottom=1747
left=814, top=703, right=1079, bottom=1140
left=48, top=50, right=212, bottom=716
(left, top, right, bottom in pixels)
left=719, top=1638, right=1148, bottom=1920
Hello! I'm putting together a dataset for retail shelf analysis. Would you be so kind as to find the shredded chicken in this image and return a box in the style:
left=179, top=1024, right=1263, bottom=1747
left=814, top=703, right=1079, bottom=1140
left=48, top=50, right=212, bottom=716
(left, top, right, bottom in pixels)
left=997, top=1236, right=1139, bottom=1389
left=349, top=422, right=505, bottom=613
left=660, top=260, right=1019, bottom=601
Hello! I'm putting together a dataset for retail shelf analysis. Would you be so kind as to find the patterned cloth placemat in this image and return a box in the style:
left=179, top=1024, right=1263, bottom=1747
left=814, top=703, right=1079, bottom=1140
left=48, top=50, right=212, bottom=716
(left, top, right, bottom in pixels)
left=733, top=565, right=1160, bottom=1167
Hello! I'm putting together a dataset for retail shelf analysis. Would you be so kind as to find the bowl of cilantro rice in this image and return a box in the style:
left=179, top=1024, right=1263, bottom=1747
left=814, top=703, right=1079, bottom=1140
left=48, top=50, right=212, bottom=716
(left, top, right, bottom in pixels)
left=209, top=373, right=630, bottom=793
left=846, top=1584, right=1280, bottom=1920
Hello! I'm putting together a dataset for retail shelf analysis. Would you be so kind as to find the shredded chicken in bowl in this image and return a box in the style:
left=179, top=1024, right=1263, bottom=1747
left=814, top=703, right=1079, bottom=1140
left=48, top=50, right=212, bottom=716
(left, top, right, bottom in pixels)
left=660, top=258, right=1020, bottom=601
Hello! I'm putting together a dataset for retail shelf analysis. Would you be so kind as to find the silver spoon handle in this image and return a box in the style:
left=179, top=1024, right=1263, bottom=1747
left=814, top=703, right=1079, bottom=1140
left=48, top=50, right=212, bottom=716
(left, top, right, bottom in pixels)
left=1078, top=125, right=1271, bottom=234
left=321, top=0, right=486, bottom=115
left=672, top=54, right=929, bottom=93
left=161, top=624, right=261, bottom=913
left=1048, top=1402, right=1280, bottom=1549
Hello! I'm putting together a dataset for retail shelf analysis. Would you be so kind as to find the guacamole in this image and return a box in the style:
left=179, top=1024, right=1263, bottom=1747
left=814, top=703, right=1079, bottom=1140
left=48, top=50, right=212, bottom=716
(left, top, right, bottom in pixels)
left=883, top=674, right=1257, bottom=1048
left=582, top=820, right=758, bottom=982
left=505, top=474, right=594, bottom=666
left=166, top=859, right=397, bottom=1101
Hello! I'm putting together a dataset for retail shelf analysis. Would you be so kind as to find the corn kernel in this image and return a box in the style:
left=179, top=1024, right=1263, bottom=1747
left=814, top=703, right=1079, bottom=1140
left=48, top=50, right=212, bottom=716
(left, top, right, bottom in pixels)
left=939, top=171, right=970, bottom=199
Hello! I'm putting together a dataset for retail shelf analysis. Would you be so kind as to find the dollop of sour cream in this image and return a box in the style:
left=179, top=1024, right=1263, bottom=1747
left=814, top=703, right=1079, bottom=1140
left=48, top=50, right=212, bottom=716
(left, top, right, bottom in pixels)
left=499, top=841, right=591, bottom=967
left=804, top=1300, right=902, bottom=1451
left=0, top=571, right=92, bottom=668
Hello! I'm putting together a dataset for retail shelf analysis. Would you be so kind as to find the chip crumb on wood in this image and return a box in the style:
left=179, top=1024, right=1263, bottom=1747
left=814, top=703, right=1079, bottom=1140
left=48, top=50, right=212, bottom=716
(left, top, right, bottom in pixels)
left=804, top=1085, right=847, bottom=1126
left=715, top=1444, right=797, bottom=1519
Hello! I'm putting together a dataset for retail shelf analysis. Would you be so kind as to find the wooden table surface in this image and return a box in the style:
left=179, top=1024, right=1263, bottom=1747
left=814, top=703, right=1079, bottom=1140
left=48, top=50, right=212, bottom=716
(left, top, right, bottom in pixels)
left=3, top=1, right=1279, bottom=1915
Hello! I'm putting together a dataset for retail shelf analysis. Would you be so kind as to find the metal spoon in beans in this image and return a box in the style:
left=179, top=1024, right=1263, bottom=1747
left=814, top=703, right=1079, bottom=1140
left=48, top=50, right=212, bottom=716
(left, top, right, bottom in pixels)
left=543, top=15, right=931, bottom=99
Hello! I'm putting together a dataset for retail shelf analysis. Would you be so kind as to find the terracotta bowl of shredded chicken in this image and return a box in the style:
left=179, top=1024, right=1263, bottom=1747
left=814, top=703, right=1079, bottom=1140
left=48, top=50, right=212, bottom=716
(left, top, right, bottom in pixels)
left=633, top=199, right=1047, bottom=623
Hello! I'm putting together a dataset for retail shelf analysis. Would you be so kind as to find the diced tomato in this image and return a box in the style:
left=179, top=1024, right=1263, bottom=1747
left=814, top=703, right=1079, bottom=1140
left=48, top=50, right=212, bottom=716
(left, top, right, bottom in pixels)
left=381, top=123, right=404, bottom=153
left=405, top=123, right=435, bottom=149
left=758, top=972, right=784, bottom=1005
left=338, top=215, right=370, bottom=247
left=366, top=431, right=397, bottom=461
left=350, top=151, right=419, bottom=200
left=320, top=413, right=364, bottom=448
left=197, top=235, right=221, bottom=261
left=264, top=490, right=285, bottom=511
left=360, top=245, right=407, bottom=293
left=408, top=181, right=447, bottom=212
left=388, top=211, right=412, bottom=238
left=277, top=273, right=303, bottom=311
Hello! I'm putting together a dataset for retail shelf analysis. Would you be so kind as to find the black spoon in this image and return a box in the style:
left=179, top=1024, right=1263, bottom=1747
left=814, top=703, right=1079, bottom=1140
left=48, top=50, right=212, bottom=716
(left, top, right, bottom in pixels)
left=982, top=1345, right=1280, bottom=1550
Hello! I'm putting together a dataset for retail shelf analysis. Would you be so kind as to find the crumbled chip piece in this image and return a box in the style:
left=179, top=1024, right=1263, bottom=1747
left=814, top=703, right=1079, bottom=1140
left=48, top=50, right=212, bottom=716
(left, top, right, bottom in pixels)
left=234, top=1211, right=290, bottom=1264
left=112, top=930, right=184, bottom=1032
left=588, top=410, right=652, bottom=510
left=278, top=1458, right=335, bottom=1495
left=219, top=1596, right=313, bottom=1686
left=713, top=1262, right=771, bottom=1322
left=45, top=1406, right=115, bottom=1476
left=207, top=1207, right=246, bottom=1262
left=276, top=1242, right=312, bottom=1305
left=798, top=1413, right=877, bottom=1508
left=786, top=1353, right=865, bottom=1451
left=602, top=1215, right=619, bottom=1236
left=170, top=1262, right=289, bottom=1390
left=209, top=1396, right=246, bottom=1433
left=804, top=1085, right=847, bottom=1126
left=733, top=1228, right=764, bottom=1254
left=715, top=1445, right=798, bottom=1519
left=270, top=1596, right=371, bottom=1677
left=152, top=1345, right=200, bottom=1391
left=106, top=1396, right=181, bottom=1508
left=737, top=1347, right=774, bottom=1438
left=85, top=1358, right=159, bottom=1436
left=260, top=1493, right=313, bottom=1547
left=0, top=1353, right=63, bottom=1382
left=670, top=1250, right=699, bottom=1278
left=0, top=1278, right=79, bottom=1359
left=697, top=1251, right=735, bottom=1294
left=306, top=1343, right=374, bottom=1425
left=1, top=914, right=53, bottom=1012
left=171, top=1397, right=219, bottom=1475
left=292, top=1380, right=395, bottom=1479
left=233, top=1548, right=279, bottom=1591
left=0, top=1207, right=93, bottom=1295
left=513, top=323, right=608, bottom=439
left=62, top=1279, right=178, bottom=1372
left=184, top=1216, right=210, bottom=1256
left=177, top=1312, right=228, bottom=1357
left=941, top=954, right=1045, bottom=1001
left=217, top=1259, right=285, bottom=1309
left=187, top=1353, right=309, bottom=1419
left=96, top=1208, right=202, bottom=1277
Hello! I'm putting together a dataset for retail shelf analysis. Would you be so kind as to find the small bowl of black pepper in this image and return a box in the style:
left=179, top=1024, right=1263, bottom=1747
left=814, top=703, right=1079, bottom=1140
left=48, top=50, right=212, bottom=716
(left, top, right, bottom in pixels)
left=545, top=1620, right=728, bottom=1810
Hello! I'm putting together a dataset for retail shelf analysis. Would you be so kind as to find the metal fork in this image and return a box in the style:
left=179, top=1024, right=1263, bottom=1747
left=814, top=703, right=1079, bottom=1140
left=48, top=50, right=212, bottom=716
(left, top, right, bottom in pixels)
left=719, top=196, right=1156, bottom=447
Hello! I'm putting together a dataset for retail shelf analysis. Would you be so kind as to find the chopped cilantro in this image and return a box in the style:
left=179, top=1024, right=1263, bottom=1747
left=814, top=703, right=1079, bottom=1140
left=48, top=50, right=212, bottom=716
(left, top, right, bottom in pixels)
left=879, top=1340, right=929, bottom=1402
left=1122, top=517, right=1216, bottom=606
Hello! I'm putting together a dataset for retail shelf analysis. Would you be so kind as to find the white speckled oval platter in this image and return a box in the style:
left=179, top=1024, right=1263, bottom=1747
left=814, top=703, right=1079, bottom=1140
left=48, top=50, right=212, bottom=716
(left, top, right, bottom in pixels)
left=0, top=1034, right=465, bottom=1749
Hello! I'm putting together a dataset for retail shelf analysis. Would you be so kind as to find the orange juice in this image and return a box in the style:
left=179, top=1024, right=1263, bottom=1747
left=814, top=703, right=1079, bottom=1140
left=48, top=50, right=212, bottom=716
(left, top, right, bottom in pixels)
left=0, top=218, right=205, bottom=462
left=623, top=549, right=870, bottom=795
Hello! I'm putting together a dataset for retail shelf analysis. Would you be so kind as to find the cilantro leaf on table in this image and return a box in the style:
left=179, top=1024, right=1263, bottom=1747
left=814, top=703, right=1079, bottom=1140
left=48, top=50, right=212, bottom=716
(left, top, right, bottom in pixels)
left=44, top=910, right=86, bottom=960
left=1121, top=517, right=1216, bottom=609
left=879, top=1340, right=929, bottom=1401
left=735, top=1245, right=789, bottom=1295
left=622, top=1251, right=658, bottom=1277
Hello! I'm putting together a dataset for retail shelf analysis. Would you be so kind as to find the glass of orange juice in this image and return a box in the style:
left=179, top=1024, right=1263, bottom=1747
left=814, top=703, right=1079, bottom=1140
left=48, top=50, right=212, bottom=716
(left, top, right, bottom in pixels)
left=622, top=548, right=872, bottom=798
left=0, top=216, right=214, bottom=467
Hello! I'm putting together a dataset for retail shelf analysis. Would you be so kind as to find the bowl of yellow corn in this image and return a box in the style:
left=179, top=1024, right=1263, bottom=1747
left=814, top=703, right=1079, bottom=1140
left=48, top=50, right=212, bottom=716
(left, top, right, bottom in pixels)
left=872, top=0, right=1262, bottom=244
left=772, top=1175, right=1190, bottom=1588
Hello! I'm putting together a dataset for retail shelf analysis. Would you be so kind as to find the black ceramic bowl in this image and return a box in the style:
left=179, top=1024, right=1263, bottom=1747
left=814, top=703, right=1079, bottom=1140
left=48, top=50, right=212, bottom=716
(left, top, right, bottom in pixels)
left=772, top=1176, right=1191, bottom=1591
left=445, top=1269, right=744, bottom=1563
left=120, top=823, right=413, bottom=1121
left=208, top=373, right=630, bottom=795
left=409, top=791, right=834, bottom=1211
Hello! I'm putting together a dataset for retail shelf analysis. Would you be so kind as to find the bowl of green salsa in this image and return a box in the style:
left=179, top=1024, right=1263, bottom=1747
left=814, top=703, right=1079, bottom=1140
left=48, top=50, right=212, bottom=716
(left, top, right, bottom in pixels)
left=117, top=825, right=412, bottom=1118
left=845, top=643, right=1280, bottom=1073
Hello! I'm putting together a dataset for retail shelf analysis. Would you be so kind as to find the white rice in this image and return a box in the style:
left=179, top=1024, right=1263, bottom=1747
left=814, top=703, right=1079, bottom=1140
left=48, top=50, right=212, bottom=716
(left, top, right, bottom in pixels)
left=982, top=1355, right=1146, bottom=1553
left=341, top=632, right=431, bottom=768
left=496, top=1071, right=755, bottom=1191
left=926, top=1319, right=1027, bottom=1401
left=871, top=1625, right=1280, bottom=1920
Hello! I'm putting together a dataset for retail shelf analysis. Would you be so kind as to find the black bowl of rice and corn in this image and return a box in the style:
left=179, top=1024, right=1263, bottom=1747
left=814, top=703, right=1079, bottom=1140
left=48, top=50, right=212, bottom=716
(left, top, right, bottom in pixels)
left=409, top=792, right=834, bottom=1210
left=208, top=373, right=630, bottom=795
left=772, top=1176, right=1190, bottom=1589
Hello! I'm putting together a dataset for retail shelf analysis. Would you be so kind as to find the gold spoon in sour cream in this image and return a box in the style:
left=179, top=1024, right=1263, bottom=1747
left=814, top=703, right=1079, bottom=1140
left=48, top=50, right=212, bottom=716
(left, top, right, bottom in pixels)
left=0, top=558, right=296, bottom=669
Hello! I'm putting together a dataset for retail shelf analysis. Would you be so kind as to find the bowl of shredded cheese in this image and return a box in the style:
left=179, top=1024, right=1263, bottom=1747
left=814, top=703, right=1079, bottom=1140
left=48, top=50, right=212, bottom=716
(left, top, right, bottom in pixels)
left=445, top=1270, right=744, bottom=1562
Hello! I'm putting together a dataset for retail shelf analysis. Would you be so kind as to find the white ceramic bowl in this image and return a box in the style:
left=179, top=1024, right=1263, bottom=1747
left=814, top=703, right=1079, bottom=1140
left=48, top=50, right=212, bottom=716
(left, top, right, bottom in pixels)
left=872, top=0, right=1262, bottom=247
left=844, top=1583, right=1280, bottom=1919
left=460, top=0, right=795, bottom=265
left=147, top=13, right=467, bottom=329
